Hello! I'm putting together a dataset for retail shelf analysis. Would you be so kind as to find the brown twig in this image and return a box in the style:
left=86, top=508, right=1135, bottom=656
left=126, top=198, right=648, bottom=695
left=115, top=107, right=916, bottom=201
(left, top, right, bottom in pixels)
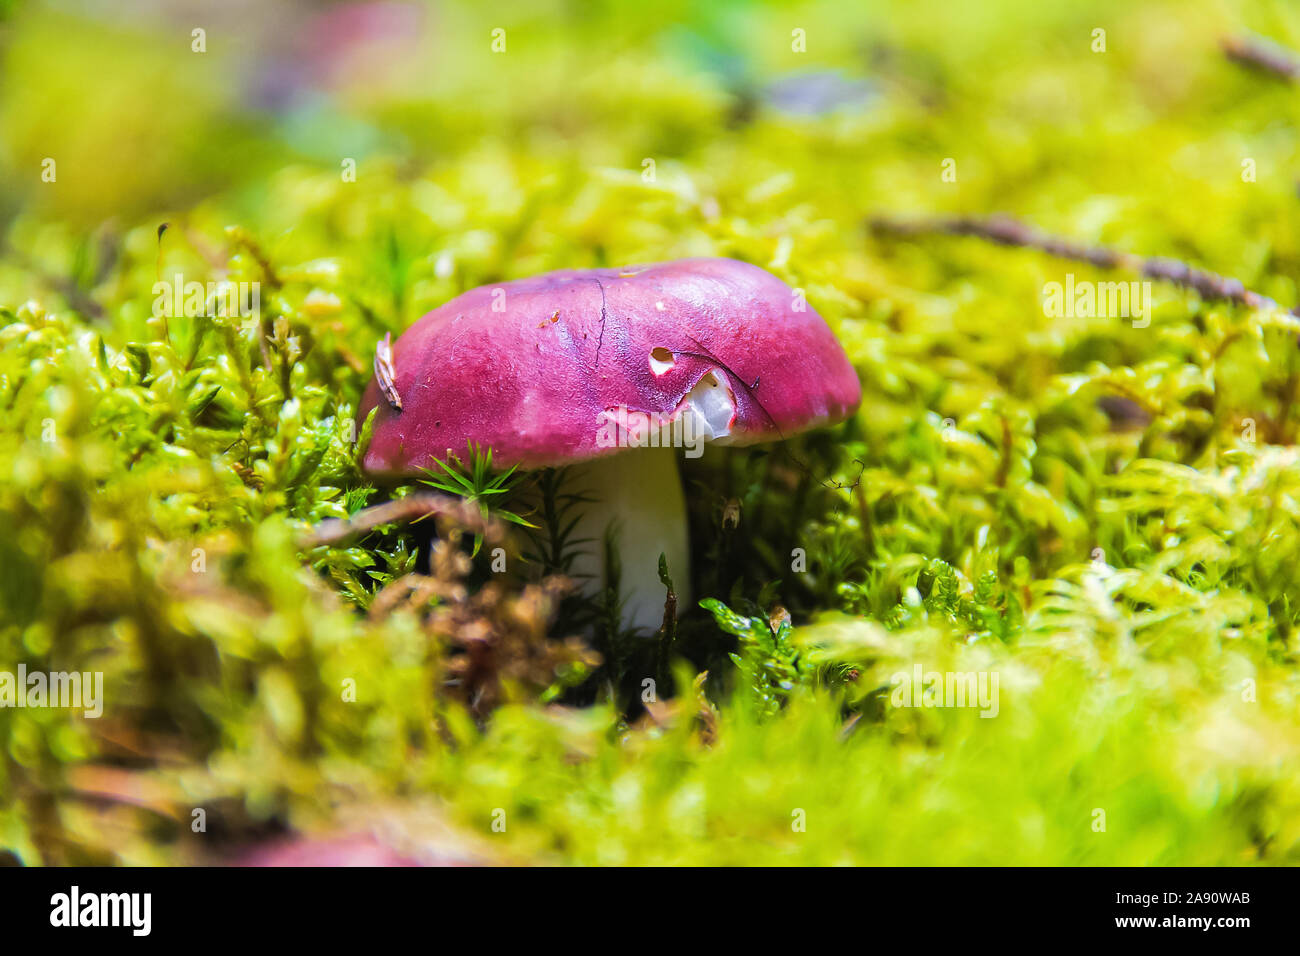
left=1222, top=34, right=1300, bottom=83
left=301, top=492, right=504, bottom=549
left=869, top=213, right=1296, bottom=316
left=1, top=237, right=105, bottom=320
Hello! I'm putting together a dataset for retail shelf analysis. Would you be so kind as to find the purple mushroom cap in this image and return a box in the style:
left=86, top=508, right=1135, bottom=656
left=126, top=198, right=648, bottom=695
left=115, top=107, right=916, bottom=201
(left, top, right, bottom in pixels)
left=358, top=257, right=861, bottom=475
left=229, top=834, right=423, bottom=867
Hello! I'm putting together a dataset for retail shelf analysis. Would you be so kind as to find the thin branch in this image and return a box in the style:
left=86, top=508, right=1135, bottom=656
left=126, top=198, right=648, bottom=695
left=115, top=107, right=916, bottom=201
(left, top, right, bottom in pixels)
left=1222, top=34, right=1300, bottom=83
left=869, top=213, right=1296, bottom=316
left=301, top=492, right=504, bottom=549
left=1, top=237, right=105, bottom=320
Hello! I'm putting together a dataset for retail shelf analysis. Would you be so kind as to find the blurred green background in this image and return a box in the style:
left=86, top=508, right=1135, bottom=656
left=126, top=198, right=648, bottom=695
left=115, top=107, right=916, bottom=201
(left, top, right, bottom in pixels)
left=3, top=0, right=1300, bottom=865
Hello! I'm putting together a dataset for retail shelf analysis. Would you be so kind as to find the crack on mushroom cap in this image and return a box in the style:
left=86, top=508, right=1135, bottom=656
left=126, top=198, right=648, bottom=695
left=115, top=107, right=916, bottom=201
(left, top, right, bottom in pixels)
left=597, top=370, right=737, bottom=448
left=678, top=371, right=735, bottom=440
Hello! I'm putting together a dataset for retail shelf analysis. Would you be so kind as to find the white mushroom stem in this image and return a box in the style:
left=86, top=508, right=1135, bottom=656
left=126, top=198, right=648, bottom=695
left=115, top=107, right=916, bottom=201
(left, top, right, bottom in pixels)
left=568, top=447, right=691, bottom=635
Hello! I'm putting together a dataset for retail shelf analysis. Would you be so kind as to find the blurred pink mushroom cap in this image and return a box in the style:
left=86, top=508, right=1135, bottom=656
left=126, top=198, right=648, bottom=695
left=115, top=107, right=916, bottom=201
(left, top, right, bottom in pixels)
left=229, top=834, right=422, bottom=867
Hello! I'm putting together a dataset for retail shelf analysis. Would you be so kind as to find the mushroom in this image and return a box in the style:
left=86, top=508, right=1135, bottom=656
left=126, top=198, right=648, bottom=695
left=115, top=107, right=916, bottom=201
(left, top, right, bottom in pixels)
left=228, top=834, right=424, bottom=867
left=358, top=257, right=861, bottom=633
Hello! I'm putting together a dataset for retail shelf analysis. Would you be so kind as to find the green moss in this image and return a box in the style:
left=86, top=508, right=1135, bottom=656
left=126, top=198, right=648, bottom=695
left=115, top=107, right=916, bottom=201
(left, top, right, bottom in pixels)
left=3, top=0, right=1300, bottom=865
